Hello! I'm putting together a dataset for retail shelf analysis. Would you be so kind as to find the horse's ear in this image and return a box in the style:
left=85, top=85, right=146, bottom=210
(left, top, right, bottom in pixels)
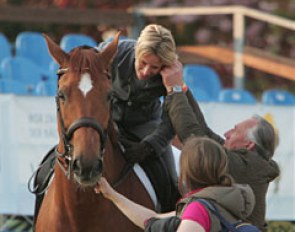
left=43, top=33, right=69, bottom=66
left=100, top=31, right=121, bottom=66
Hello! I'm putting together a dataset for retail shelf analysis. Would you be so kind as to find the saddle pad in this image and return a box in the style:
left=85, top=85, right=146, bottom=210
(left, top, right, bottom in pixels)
left=133, top=164, right=158, bottom=209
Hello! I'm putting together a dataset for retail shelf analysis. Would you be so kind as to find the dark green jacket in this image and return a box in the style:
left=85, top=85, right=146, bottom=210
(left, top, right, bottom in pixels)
left=97, top=40, right=175, bottom=155
left=165, top=91, right=280, bottom=232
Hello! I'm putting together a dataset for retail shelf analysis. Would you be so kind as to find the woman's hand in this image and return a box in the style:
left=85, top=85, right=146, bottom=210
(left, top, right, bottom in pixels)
left=94, top=177, right=158, bottom=229
left=94, top=177, right=115, bottom=201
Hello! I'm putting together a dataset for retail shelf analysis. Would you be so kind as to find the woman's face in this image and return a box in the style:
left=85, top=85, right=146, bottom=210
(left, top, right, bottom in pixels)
left=135, top=53, right=163, bottom=80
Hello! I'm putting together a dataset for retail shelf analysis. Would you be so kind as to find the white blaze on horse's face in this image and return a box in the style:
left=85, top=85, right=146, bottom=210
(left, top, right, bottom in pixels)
left=79, top=73, right=93, bottom=97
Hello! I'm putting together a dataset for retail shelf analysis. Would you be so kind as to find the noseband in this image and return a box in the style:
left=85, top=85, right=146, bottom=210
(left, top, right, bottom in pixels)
left=55, top=68, right=111, bottom=178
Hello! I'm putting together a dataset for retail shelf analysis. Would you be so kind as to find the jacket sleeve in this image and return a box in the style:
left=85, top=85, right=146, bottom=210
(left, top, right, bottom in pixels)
left=144, top=216, right=181, bottom=232
left=165, top=90, right=224, bottom=145
left=143, top=103, right=175, bottom=156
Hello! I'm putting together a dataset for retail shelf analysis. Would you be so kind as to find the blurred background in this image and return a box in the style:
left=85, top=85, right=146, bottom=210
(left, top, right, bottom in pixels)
left=0, top=0, right=294, bottom=96
left=0, top=0, right=294, bottom=231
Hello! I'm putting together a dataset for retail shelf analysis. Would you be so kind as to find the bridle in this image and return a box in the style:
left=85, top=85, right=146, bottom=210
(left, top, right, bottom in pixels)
left=28, top=66, right=127, bottom=195
left=28, top=46, right=132, bottom=195
left=55, top=67, right=132, bottom=188
left=55, top=67, right=112, bottom=179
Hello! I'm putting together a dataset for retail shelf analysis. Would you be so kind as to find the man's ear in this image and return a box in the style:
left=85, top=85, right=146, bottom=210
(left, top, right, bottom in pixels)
left=246, top=140, right=256, bottom=150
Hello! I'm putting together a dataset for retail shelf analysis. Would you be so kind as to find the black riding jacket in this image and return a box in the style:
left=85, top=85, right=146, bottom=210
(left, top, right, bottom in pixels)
left=97, top=40, right=175, bottom=155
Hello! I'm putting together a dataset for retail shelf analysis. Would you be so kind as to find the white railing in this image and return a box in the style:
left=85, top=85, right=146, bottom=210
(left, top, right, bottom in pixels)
left=131, top=6, right=295, bottom=89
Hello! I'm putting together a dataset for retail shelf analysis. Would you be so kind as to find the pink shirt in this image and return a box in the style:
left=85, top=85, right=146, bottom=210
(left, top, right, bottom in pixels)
left=180, top=189, right=210, bottom=232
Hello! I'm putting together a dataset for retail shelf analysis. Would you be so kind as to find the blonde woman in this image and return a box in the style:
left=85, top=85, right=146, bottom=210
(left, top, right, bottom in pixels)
left=97, top=24, right=183, bottom=211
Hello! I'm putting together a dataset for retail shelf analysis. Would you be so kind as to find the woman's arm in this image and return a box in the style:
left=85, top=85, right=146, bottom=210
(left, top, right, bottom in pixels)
left=177, top=220, right=206, bottom=232
left=95, top=177, right=174, bottom=229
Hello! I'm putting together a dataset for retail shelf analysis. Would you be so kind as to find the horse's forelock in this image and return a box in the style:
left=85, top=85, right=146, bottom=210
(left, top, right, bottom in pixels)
left=68, top=47, right=103, bottom=77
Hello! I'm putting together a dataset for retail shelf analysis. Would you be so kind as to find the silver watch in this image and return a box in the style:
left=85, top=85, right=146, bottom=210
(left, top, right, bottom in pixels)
left=172, top=85, right=183, bottom=93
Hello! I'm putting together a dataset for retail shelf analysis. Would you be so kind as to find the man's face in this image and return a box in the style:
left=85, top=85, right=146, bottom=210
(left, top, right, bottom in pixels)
left=223, top=118, right=258, bottom=150
left=135, top=53, right=163, bottom=80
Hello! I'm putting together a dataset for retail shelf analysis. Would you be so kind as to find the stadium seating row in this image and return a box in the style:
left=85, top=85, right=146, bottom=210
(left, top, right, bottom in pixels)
left=0, top=32, right=294, bottom=105
left=183, top=64, right=295, bottom=106
left=0, top=32, right=98, bottom=96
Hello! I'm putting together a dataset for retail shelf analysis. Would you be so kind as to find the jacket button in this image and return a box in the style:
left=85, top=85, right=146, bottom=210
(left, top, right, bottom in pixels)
left=127, top=101, right=132, bottom=106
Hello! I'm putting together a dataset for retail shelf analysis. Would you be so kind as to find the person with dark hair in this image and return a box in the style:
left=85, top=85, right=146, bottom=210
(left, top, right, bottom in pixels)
left=160, top=65, right=280, bottom=231
left=95, top=137, right=255, bottom=232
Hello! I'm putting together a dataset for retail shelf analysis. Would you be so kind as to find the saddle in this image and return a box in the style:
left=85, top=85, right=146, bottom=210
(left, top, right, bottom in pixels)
left=31, top=147, right=56, bottom=225
left=138, top=154, right=180, bottom=213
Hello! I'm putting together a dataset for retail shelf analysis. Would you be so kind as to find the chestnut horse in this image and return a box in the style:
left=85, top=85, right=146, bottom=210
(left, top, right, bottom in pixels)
left=35, top=33, right=154, bottom=232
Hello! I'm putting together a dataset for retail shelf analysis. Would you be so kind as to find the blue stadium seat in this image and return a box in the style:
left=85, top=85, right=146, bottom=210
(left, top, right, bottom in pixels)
left=190, top=88, right=212, bottom=102
left=105, top=35, right=129, bottom=42
left=1, top=57, right=49, bottom=92
left=35, top=79, right=57, bottom=96
left=183, top=64, right=222, bottom=101
left=0, top=79, right=33, bottom=95
left=15, top=31, right=53, bottom=73
left=60, top=33, right=97, bottom=52
left=48, top=60, right=59, bottom=78
left=0, top=33, right=12, bottom=64
left=218, top=88, right=256, bottom=104
left=262, top=89, right=295, bottom=106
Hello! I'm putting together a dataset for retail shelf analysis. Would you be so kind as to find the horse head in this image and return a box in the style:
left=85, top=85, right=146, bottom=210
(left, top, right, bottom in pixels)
left=44, top=32, right=120, bottom=187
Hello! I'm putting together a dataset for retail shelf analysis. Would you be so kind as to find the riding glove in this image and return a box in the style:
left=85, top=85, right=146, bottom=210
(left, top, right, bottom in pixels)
left=120, top=138, right=156, bottom=163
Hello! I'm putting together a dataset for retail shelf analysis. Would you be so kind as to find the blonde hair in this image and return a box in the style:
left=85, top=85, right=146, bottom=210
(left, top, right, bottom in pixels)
left=135, top=24, right=177, bottom=65
left=179, top=137, right=233, bottom=195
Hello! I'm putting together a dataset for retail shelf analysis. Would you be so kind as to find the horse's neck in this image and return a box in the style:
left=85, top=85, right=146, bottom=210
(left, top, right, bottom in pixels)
left=52, top=167, right=100, bottom=211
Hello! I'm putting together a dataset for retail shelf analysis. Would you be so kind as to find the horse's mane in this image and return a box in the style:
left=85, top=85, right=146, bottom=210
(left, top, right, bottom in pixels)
left=68, top=46, right=103, bottom=77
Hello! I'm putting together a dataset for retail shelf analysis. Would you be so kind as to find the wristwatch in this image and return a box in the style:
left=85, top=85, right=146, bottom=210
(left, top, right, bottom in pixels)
left=172, top=85, right=183, bottom=93
left=167, top=85, right=183, bottom=95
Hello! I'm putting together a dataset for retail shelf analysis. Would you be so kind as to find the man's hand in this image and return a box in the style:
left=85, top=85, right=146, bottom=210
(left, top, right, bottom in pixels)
left=160, top=60, right=184, bottom=93
left=120, top=138, right=155, bottom=163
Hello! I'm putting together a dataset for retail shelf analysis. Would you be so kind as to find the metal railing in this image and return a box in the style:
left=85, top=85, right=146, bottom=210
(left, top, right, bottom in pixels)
left=131, top=5, right=295, bottom=89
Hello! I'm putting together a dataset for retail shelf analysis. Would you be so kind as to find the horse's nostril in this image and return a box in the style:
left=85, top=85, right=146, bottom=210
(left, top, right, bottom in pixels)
left=72, top=159, right=81, bottom=174
left=72, top=157, right=103, bottom=180
left=94, top=158, right=103, bottom=173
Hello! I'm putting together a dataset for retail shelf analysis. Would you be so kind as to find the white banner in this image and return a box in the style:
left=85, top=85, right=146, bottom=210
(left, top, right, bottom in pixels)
left=0, top=95, right=294, bottom=220
left=0, top=95, right=58, bottom=215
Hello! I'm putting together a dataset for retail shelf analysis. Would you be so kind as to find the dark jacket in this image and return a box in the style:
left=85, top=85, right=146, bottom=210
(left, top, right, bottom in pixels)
left=164, top=91, right=280, bottom=232
left=97, top=40, right=175, bottom=155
